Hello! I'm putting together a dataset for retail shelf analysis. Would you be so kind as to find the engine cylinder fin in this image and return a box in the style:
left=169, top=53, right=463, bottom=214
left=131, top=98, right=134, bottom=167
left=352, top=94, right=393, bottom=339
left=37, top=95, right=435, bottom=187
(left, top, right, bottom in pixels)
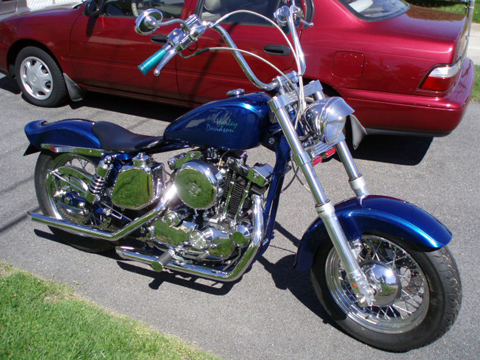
left=228, top=178, right=246, bottom=217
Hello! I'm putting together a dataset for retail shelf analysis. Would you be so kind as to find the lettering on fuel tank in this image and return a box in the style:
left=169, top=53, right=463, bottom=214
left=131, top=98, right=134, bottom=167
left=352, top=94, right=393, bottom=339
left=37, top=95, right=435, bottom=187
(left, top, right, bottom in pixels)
left=206, top=111, right=239, bottom=133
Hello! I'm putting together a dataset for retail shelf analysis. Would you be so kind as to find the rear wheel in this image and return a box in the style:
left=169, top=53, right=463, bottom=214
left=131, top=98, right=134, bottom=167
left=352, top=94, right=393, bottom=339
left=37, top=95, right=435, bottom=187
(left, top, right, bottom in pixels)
left=15, top=47, right=68, bottom=107
left=310, top=233, right=461, bottom=352
left=35, top=152, right=117, bottom=253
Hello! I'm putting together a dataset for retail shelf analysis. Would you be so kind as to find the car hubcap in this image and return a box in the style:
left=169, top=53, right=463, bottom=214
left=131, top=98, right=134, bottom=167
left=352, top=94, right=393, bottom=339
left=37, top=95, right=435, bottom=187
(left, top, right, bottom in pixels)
left=20, top=56, right=53, bottom=100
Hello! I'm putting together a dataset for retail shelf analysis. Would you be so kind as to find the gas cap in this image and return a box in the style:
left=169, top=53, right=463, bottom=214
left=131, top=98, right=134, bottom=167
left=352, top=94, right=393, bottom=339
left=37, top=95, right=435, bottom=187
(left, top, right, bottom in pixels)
left=227, top=88, right=245, bottom=97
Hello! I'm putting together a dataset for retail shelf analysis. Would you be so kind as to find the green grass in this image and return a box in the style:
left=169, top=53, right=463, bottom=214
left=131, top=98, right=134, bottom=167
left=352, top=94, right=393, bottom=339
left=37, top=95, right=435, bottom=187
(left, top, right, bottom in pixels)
left=0, top=262, right=220, bottom=360
left=472, top=65, right=480, bottom=102
left=407, top=0, right=480, bottom=21
left=474, top=0, right=480, bottom=22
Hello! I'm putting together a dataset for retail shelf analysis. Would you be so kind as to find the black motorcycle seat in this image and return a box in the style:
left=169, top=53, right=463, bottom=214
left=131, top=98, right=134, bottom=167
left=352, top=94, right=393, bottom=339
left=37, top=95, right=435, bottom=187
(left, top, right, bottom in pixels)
left=92, top=121, right=165, bottom=153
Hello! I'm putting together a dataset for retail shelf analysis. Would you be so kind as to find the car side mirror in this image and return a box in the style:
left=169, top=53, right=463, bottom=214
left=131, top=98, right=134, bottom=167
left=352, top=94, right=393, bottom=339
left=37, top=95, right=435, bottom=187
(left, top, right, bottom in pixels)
left=135, top=9, right=164, bottom=35
left=84, top=0, right=103, bottom=17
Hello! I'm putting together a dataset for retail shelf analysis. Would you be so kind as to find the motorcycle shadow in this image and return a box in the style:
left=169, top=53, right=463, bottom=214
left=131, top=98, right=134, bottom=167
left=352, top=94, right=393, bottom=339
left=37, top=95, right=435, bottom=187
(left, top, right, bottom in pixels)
left=34, top=229, right=236, bottom=295
left=34, top=226, right=336, bottom=328
left=260, top=223, right=336, bottom=327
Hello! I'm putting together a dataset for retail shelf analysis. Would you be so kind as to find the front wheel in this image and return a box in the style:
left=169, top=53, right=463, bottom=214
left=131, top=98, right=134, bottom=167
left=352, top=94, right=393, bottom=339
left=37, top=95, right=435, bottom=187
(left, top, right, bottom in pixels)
left=310, top=234, right=461, bottom=352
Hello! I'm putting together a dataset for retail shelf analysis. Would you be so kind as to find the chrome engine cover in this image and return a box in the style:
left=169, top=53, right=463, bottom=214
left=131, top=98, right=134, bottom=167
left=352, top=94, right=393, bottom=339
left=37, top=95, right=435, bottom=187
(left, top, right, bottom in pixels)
left=111, top=154, right=163, bottom=210
left=151, top=207, right=252, bottom=261
left=174, top=160, right=223, bottom=209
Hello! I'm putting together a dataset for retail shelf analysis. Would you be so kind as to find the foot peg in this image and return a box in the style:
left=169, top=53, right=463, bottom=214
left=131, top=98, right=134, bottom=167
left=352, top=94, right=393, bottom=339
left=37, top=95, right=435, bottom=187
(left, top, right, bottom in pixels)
left=116, top=246, right=174, bottom=272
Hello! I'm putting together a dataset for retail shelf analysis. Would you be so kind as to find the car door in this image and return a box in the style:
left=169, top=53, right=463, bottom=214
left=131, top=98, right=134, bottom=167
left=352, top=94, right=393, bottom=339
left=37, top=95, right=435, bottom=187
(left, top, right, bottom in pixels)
left=69, top=0, right=192, bottom=101
left=176, top=0, right=300, bottom=103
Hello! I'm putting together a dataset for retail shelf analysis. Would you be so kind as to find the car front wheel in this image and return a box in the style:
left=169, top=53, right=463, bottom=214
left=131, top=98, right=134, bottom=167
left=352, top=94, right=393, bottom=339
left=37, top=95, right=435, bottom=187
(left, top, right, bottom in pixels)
left=15, top=46, right=68, bottom=107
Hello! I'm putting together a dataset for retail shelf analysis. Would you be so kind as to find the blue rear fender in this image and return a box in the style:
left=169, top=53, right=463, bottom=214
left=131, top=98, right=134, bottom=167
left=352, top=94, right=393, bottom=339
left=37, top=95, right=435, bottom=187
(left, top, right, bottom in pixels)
left=295, top=195, right=452, bottom=271
left=24, top=119, right=102, bottom=154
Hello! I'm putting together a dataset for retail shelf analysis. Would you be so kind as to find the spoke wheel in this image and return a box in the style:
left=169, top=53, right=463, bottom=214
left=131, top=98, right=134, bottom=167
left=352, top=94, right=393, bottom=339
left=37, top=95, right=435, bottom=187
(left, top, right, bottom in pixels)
left=35, top=152, right=117, bottom=253
left=325, top=235, right=429, bottom=334
left=310, top=233, right=461, bottom=351
left=15, top=47, right=67, bottom=107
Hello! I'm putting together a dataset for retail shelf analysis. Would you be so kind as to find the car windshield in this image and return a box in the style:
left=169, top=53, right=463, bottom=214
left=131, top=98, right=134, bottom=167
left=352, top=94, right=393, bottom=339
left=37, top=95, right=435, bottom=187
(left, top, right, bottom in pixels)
left=338, top=0, right=409, bottom=21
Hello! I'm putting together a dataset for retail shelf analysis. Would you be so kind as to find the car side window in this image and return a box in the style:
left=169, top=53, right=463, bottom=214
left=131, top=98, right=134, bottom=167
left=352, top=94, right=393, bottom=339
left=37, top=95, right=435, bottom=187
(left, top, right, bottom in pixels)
left=201, top=0, right=286, bottom=24
left=103, top=0, right=185, bottom=19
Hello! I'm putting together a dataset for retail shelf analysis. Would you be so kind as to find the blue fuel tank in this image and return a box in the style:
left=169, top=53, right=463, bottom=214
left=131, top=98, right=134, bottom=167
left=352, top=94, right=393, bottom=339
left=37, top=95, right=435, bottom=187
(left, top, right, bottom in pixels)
left=164, top=93, right=272, bottom=150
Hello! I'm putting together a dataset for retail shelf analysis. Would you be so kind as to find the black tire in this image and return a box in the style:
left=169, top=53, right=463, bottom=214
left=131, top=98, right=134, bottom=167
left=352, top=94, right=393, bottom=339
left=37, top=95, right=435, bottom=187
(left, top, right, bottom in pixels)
left=15, top=47, right=68, bottom=107
left=34, top=152, right=116, bottom=253
left=310, top=233, right=461, bottom=352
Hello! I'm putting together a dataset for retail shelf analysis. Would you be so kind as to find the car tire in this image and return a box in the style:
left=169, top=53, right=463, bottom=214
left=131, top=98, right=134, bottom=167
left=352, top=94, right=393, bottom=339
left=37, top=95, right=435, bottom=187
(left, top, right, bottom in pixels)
left=15, top=46, right=68, bottom=107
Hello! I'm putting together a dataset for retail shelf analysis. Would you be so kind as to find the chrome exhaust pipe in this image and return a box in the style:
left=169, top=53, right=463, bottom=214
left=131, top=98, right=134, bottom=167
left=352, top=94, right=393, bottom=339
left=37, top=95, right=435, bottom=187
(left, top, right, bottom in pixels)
left=28, top=186, right=177, bottom=242
left=117, top=247, right=175, bottom=272
left=116, top=195, right=264, bottom=282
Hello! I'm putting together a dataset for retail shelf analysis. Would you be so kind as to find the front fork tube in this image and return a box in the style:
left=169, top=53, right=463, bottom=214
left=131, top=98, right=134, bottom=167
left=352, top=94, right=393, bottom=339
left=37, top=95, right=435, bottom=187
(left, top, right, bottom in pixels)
left=271, top=103, right=374, bottom=306
left=335, top=140, right=369, bottom=198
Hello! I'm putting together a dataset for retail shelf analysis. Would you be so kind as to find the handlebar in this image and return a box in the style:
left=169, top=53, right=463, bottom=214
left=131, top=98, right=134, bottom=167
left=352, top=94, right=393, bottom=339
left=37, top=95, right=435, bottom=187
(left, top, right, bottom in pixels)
left=139, top=45, right=170, bottom=75
left=135, top=4, right=309, bottom=91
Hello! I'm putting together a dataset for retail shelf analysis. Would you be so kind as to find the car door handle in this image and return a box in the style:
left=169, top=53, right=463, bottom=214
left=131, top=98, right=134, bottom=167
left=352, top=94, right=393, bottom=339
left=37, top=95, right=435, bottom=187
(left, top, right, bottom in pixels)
left=264, top=44, right=291, bottom=56
left=151, top=34, right=168, bottom=44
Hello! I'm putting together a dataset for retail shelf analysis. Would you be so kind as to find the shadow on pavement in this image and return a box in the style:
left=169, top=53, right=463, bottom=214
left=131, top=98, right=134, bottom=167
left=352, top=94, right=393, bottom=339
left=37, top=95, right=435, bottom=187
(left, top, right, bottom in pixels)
left=257, top=222, right=339, bottom=327
left=0, top=74, right=20, bottom=94
left=34, top=228, right=237, bottom=295
left=352, top=134, right=433, bottom=165
left=71, top=92, right=188, bottom=123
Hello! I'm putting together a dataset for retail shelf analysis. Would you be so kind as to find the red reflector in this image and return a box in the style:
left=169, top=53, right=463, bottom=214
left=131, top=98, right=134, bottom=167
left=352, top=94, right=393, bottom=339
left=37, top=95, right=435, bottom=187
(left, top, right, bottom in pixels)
left=312, top=148, right=337, bottom=166
left=312, top=156, right=323, bottom=166
left=325, top=148, right=336, bottom=158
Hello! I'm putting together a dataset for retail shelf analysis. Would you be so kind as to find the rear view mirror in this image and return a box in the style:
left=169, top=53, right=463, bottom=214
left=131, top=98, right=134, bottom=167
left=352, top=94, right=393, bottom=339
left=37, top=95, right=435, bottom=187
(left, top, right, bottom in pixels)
left=135, top=9, right=164, bottom=35
left=84, top=0, right=102, bottom=17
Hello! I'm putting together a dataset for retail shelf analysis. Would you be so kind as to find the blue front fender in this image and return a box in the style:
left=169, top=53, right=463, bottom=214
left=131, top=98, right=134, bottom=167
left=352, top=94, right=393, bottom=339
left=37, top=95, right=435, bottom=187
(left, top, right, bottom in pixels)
left=295, top=195, right=452, bottom=271
left=24, top=119, right=101, bottom=154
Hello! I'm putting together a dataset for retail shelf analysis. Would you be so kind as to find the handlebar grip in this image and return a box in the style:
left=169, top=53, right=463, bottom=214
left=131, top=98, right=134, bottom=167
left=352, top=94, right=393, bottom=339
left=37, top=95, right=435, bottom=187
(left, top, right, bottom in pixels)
left=138, top=48, right=168, bottom=75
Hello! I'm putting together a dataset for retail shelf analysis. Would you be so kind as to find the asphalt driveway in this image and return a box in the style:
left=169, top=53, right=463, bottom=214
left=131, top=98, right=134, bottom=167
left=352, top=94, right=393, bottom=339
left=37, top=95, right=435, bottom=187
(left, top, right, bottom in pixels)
left=0, top=73, right=479, bottom=359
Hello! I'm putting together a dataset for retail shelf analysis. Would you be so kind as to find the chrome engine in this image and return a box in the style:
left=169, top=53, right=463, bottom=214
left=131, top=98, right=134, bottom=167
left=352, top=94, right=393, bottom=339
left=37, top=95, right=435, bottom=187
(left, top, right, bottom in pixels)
left=65, top=149, right=274, bottom=266
left=134, top=150, right=273, bottom=264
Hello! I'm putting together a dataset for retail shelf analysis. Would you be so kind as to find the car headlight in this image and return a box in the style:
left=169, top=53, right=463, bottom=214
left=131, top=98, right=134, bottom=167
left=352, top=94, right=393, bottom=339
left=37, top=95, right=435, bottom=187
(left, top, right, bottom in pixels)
left=304, top=97, right=354, bottom=144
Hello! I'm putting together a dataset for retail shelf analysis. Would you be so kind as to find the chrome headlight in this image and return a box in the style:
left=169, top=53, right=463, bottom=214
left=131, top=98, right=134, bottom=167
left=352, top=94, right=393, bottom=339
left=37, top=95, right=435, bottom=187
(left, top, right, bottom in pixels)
left=304, top=97, right=354, bottom=144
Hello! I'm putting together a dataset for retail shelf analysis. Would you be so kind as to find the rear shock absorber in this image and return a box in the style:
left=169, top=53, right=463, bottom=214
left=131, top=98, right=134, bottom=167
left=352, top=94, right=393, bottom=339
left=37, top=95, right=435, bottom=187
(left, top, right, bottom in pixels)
left=85, top=156, right=113, bottom=205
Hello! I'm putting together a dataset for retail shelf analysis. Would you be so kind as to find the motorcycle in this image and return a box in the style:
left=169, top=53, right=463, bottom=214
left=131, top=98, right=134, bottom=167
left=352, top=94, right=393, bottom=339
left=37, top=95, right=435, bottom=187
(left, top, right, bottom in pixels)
left=24, top=3, right=461, bottom=352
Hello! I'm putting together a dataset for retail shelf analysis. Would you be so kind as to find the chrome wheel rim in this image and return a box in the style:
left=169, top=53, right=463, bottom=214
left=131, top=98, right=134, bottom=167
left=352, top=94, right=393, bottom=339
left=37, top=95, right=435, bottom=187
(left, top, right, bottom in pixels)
left=19, top=56, right=53, bottom=100
left=325, top=234, right=429, bottom=334
left=45, top=154, right=96, bottom=224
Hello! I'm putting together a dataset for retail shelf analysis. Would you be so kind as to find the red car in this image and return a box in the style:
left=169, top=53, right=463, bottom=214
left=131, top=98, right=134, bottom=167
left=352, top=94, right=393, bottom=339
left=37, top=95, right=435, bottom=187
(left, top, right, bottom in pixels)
left=0, top=0, right=474, bottom=139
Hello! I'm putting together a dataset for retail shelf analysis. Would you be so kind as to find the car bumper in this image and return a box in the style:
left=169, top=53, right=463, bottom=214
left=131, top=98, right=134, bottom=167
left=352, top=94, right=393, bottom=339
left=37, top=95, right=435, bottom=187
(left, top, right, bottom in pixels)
left=339, top=58, right=475, bottom=136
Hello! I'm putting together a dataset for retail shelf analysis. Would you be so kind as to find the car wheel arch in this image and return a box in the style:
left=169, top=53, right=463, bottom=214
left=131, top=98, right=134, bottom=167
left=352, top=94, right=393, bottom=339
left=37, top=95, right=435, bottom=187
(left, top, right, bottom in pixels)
left=8, top=40, right=61, bottom=78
